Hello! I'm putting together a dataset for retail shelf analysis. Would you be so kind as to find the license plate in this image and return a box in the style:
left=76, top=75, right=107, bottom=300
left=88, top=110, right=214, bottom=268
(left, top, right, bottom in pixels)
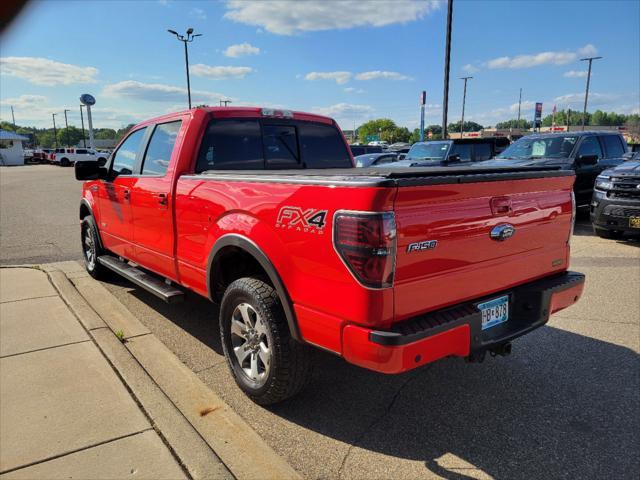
left=478, top=295, right=509, bottom=330
left=630, top=217, right=640, bottom=229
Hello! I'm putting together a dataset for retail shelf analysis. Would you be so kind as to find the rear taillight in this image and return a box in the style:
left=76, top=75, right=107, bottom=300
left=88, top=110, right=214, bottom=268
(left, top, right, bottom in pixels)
left=333, top=211, right=396, bottom=289
left=568, top=191, right=576, bottom=244
left=51, top=154, right=56, bottom=160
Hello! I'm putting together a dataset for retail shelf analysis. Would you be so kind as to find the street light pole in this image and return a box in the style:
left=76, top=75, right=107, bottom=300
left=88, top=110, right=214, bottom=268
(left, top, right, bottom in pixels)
left=168, top=28, right=202, bottom=109
left=52, top=113, right=58, bottom=148
left=517, top=88, right=522, bottom=128
left=79, top=105, right=87, bottom=148
left=459, top=76, right=472, bottom=137
left=441, top=0, right=453, bottom=139
left=63, top=109, right=70, bottom=147
left=580, top=56, right=602, bottom=131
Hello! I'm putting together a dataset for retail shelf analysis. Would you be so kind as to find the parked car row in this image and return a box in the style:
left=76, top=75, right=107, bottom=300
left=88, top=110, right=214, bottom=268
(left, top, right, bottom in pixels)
left=351, top=131, right=637, bottom=239
left=29, top=148, right=110, bottom=166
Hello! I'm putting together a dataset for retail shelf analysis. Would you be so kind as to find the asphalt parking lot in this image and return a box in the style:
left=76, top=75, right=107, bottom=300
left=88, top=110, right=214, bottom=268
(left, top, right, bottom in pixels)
left=1, top=164, right=639, bottom=479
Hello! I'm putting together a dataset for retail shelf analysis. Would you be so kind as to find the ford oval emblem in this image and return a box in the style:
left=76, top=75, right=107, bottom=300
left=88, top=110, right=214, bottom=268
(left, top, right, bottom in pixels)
left=490, top=223, right=516, bottom=241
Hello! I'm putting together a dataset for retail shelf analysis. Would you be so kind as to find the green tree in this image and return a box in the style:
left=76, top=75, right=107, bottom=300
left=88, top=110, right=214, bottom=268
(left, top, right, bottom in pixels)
left=356, top=118, right=397, bottom=143
left=447, top=121, right=483, bottom=132
left=495, top=119, right=532, bottom=129
left=95, top=128, right=117, bottom=139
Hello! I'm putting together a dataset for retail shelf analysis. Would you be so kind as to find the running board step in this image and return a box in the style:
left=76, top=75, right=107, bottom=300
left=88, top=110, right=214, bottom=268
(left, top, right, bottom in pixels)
left=97, top=255, right=184, bottom=304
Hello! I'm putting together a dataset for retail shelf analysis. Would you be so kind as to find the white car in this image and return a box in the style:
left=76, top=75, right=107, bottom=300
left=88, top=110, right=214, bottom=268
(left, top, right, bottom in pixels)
left=367, top=141, right=389, bottom=150
left=51, top=148, right=109, bottom=167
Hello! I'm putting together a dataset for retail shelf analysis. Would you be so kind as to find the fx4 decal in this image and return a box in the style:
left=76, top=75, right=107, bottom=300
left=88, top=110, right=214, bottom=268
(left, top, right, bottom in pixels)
left=276, top=206, right=328, bottom=234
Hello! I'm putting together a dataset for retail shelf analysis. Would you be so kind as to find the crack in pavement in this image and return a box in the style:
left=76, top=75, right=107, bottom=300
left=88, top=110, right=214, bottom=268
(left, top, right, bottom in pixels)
left=337, top=368, right=426, bottom=479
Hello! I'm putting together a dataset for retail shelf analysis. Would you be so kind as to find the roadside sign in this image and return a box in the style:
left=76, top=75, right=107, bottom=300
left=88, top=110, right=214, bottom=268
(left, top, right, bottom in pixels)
left=420, top=91, right=426, bottom=105
left=534, top=102, right=543, bottom=128
left=366, top=135, right=380, bottom=141
left=427, top=130, right=433, bottom=139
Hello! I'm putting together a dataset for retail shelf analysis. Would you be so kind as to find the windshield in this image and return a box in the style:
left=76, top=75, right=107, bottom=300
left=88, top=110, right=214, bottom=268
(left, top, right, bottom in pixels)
left=497, top=135, right=578, bottom=160
left=406, top=142, right=451, bottom=161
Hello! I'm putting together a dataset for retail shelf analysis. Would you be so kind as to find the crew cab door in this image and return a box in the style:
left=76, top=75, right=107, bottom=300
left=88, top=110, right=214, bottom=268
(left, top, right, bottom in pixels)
left=129, top=120, right=183, bottom=280
left=95, top=127, right=147, bottom=258
left=572, top=135, right=603, bottom=206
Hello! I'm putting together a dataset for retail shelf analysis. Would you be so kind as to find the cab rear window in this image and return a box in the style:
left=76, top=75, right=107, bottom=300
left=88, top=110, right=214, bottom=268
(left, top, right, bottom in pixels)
left=196, top=118, right=352, bottom=172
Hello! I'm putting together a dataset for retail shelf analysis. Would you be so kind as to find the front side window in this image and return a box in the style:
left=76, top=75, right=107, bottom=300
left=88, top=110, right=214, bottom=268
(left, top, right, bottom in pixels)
left=142, top=121, right=182, bottom=176
left=576, top=136, right=603, bottom=159
left=601, top=135, right=625, bottom=158
left=196, top=119, right=262, bottom=172
left=112, top=127, right=146, bottom=176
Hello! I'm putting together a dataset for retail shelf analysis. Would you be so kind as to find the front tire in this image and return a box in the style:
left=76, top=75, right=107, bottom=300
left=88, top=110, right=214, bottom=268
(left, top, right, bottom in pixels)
left=60, top=158, right=70, bottom=167
left=220, top=277, right=312, bottom=405
left=81, top=215, right=109, bottom=279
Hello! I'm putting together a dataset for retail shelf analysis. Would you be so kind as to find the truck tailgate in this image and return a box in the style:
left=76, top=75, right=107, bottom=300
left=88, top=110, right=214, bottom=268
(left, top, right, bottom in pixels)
left=393, top=173, right=575, bottom=322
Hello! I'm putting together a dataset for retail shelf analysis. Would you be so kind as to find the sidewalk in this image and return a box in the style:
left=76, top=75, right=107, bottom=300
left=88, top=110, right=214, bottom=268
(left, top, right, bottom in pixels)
left=0, top=267, right=187, bottom=478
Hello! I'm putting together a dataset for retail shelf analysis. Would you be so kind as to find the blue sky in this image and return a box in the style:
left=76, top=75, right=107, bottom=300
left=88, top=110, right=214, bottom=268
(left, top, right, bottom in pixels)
left=1, top=0, right=638, bottom=131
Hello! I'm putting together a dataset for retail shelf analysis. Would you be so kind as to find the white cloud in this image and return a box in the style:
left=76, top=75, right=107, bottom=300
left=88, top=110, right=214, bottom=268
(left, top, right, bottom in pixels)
left=563, top=70, right=588, bottom=78
left=553, top=92, right=617, bottom=107
left=0, top=56, right=99, bottom=86
left=102, top=80, right=229, bottom=104
left=190, top=64, right=253, bottom=80
left=344, top=87, right=365, bottom=94
left=305, top=71, right=352, bottom=85
left=223, top=42, right=260, bottom=58
left=0, top=94, right=48, bottom=109
left=355, top=71, right=412, bottom=81
left=312, top=103, right=374, bottom=118
left=578, top=44, right=598, bottom=57
left=224, top=0, right=440, bottom=35
left=509, top=100, right=535, bottom=113
left=462, top=64, right=479, bottom=74
left=485, top=44, right=598, bottom=69
left=190, top=7, right=207, bottom=20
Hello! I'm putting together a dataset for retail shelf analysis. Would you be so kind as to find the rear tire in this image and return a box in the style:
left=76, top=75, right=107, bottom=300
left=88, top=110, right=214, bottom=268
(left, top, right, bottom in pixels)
left=81, top=215, right=109, bottom=279
left=220, top=277, right=312, bottom=405
left=60, top=158, right=70, bottom=167
left=594, top=227, right=623, bottom=239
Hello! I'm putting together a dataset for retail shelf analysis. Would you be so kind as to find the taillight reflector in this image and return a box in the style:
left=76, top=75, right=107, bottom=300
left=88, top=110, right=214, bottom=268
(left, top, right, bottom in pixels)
left=333, top=211, right=396, bottom=289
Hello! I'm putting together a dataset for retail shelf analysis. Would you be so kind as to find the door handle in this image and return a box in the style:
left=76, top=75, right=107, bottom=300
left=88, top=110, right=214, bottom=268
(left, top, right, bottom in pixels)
left=157, top=193, right=168, bottom=205
left=490, top=196, right=513, bottom=216
left=123, top=189, right=130, bottom=201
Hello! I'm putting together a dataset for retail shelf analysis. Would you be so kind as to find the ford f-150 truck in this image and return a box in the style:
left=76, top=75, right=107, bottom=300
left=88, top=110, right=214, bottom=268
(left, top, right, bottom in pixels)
left=75, top=107, right=585, bottom=404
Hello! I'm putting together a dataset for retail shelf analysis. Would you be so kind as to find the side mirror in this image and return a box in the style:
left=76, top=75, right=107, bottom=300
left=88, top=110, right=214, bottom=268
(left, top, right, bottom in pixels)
left=622, top=152, right=634, bottom=161
left=398, top=153, right=407, bottom=161
left=447, top=153, right=461, bottom=163
left=576, top=154, right=598, bottom=166
left=75, top=160, right=107, bottom=181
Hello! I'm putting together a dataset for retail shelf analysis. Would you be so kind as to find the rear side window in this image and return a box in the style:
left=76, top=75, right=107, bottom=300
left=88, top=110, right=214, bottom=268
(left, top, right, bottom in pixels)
left=196, top=119, right=262, bottom=172
left=76, top=149, right=87, bottom=154
left=474, top=143, right=492, bottom=161
left=112, top=127, right=146, bottom=176
left=142, top=121, right=182, bottom=176
left=601, top=135, right=625, bottom=158
left=298, top=123, right=352, bottom=168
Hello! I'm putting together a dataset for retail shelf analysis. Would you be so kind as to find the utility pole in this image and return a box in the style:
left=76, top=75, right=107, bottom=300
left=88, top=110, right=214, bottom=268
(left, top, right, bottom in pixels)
left=580, top=56, right=602, bottom=130
left=517, top=88, right=522, bottom=128
left=52, top=113, right=58, bottom=148
left=420, top=91, right=426, bottom=142
left=441, top=0, right=453, bottom=139
left=10, top=106, right=16, bottom=129
left=567, top=107, right=571, bottom=130
left=79, top=105, right=87, bottom=148
left=219, top=99, right=232, bottom=107
left=168, top=28, right=202, bottom=109
left=459, top=76, right=472, bottom=137
left=63, top=109, right=70, bottom=147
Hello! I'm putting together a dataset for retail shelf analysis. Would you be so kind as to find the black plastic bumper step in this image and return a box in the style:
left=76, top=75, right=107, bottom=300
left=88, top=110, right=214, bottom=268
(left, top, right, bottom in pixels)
left=97, top=255, right=184, bottom=304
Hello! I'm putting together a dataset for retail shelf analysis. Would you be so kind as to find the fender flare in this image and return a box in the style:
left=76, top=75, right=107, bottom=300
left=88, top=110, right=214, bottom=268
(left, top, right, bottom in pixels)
left=207, top=234, right=301, bottom=342
left=79, top=199, right=104, bottom=251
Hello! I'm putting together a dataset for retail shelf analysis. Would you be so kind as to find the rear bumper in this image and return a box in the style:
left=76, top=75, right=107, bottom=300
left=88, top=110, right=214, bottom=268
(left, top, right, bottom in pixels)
left=342, top=271, right=585, bottom=374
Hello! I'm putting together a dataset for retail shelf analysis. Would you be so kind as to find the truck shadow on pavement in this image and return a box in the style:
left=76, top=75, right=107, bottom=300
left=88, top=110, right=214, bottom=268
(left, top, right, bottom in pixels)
left=106, top=277, right=639, bottom=480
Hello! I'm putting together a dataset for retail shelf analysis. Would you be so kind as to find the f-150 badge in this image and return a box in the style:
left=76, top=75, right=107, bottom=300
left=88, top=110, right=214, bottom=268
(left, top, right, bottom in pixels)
left=407, top=240, right=438, bottom=252
left=276, top=206, right=328, bottom=234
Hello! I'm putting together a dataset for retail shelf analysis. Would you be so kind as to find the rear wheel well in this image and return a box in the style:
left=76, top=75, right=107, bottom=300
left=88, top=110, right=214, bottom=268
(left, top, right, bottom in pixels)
left=79, top=203, right=91, bottom=220
left=211, top=246, right=270, bottom=302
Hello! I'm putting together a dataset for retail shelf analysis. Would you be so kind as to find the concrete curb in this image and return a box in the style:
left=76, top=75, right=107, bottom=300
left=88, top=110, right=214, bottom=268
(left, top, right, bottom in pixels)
left=46, top=262, right=302, bottom=480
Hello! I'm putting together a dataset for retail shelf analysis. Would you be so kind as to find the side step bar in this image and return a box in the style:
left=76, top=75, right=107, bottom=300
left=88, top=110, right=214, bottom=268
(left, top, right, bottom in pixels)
left=97, top=255, right=184, bottom=304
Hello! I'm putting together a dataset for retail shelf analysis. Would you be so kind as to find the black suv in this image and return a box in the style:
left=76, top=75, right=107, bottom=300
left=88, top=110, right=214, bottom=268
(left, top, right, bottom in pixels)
left=591, top=160, right=640, bottom=239
left=480, top=131, right=629, bottom=206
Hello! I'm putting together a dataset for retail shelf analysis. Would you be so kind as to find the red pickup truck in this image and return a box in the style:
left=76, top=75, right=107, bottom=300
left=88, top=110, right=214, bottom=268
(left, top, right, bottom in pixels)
left=76, top=107, right=585, bottom=404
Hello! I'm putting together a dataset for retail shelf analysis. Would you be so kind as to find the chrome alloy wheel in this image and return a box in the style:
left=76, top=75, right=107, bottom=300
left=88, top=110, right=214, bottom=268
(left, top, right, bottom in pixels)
left=82, top=224, right=96, bottom=270
left=230, top=303, right=271, bottom=386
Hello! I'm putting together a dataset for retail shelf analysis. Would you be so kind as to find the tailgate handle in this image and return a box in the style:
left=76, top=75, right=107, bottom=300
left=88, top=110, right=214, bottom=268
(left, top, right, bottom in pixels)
left=490, top=197, right=512, bottom=216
